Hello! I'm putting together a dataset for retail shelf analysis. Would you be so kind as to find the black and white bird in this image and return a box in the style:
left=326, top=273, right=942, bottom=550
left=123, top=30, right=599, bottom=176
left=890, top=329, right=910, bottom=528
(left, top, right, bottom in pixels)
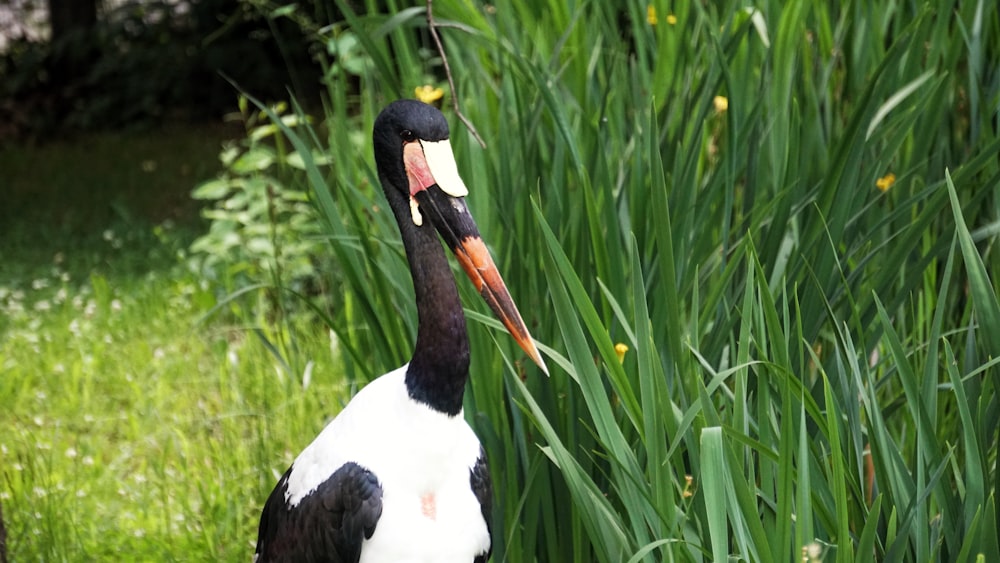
left=255, top=99, right=548, bottom=563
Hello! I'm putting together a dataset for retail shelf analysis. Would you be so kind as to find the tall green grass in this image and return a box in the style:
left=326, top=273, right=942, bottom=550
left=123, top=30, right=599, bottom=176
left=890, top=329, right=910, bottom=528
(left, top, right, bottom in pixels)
left=267, top=1, right=999, bottom=561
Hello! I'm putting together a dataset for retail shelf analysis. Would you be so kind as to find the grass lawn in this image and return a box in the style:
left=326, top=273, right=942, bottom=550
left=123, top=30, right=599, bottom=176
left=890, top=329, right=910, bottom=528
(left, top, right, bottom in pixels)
left=0, top=124, right=345, bottom=560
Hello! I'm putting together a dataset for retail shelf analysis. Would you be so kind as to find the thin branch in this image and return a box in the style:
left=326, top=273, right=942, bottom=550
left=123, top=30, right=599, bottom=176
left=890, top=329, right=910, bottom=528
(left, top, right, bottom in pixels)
left=426, top=0, right=486, bottom=149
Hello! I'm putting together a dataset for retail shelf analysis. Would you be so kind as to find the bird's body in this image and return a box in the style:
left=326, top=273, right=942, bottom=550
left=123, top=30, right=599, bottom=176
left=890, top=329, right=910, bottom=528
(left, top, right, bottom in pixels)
left=255, top=100, right=546, bottom=563
left=258, top=367, right=490, bottom=563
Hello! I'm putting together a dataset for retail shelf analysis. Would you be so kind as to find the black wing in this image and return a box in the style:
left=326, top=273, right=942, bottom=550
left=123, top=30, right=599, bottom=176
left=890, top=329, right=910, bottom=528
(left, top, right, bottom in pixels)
left=470, top=447, right=493, bottom=563
left=256, top=462, right=383, bottom=563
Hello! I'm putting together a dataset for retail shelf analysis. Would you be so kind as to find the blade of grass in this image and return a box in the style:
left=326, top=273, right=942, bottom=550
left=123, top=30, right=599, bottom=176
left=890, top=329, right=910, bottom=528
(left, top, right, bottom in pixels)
left=700, top=426, right=729, bottom=563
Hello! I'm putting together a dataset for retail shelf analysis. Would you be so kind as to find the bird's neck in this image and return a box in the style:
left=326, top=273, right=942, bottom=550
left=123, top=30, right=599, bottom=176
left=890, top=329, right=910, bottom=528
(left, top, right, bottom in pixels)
left=393, top=196, right=470, bottom=417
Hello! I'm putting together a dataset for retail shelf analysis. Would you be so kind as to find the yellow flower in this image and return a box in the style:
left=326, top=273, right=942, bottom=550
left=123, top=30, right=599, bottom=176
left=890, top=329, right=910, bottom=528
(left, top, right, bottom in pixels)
left=713, top=95, right=729, bottom=113
left=876, top=172, right=896, bottom=192
left=647, top=5, right=657, bottom=25
left=614, top=343, right=629, bottom=364
left=414, top=85, right=444, bottom=104
left=666, top=14, right=677, bottom=25
left=682, top=475, right=695, bottom=498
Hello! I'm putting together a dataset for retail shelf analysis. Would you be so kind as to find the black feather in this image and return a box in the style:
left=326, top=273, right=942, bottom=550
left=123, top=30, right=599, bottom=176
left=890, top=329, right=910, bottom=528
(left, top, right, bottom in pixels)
left=256, top=462, right=383, bottom=563
left=470, top=448, right=493, bottom=563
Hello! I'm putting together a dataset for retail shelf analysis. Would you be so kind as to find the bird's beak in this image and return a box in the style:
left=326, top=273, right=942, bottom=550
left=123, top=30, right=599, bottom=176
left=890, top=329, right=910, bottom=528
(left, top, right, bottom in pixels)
left=405, top=139, right=549, bottom=375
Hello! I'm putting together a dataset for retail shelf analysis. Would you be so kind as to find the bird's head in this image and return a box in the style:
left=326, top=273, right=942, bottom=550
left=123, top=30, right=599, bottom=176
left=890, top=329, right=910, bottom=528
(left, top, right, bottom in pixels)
left=374, top=99, right=469, bottom=225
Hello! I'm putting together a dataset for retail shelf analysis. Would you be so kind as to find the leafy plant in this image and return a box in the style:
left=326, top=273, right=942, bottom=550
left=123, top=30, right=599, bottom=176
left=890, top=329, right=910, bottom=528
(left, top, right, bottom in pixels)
left=188, top=95, right=342, bottom=379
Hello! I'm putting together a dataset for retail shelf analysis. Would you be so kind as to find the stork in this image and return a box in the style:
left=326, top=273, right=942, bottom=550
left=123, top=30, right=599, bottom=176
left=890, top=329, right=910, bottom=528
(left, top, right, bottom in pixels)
left=254, top=99, right=547, bottom=563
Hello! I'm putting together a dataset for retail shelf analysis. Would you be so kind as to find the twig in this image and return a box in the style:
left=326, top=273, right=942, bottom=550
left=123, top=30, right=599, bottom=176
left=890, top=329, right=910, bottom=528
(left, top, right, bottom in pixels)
left=426, top=0, right=486, bottom=149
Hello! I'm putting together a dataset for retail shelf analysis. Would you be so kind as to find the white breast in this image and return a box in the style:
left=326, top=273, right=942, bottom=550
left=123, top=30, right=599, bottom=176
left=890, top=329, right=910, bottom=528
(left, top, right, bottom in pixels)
left=284, top=365, right=491, bottom=562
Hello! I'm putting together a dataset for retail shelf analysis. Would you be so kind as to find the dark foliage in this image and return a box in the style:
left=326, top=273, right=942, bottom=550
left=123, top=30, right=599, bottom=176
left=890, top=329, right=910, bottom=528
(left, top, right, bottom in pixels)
left=0, top=0, right=323, bottom=140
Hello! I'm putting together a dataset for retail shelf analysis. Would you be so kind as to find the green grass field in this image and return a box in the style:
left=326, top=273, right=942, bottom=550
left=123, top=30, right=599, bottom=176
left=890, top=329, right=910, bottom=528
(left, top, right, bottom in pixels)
left=0, top=124, right=355, bottom=559
left=3, top=1, right=1000, bottom=561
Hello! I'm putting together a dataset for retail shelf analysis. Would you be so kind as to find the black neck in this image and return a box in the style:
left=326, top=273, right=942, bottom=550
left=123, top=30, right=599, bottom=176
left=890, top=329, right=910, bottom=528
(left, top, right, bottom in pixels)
left=386, top=185, right=470, bottom=416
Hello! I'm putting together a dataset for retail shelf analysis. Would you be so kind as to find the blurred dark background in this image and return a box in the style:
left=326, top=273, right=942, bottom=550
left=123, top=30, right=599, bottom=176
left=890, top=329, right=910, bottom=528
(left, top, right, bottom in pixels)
left=0, top=0, right=333, bottom=141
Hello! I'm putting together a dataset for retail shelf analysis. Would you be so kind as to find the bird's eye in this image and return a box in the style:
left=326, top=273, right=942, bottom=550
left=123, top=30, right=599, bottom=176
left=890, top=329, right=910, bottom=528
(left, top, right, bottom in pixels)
left=400, top=130, right=416, bottom=142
